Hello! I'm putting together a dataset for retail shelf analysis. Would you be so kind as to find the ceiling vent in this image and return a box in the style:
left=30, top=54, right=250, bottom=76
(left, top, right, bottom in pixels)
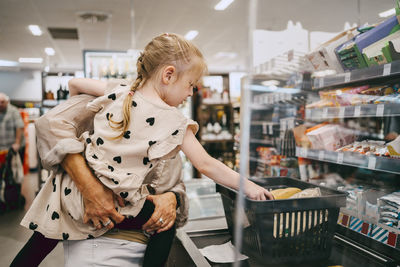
left=77, top=12, right=112, bottom=23
left=48, top=28, right=79, bottom=40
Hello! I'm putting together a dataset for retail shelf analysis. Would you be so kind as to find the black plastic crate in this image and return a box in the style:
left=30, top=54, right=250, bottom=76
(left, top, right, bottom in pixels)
left=217, top=177, right=347, bottom=265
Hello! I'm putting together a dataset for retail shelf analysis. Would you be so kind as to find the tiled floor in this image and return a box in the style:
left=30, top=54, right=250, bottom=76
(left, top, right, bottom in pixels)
left=0, top=171, right=63, bottom=267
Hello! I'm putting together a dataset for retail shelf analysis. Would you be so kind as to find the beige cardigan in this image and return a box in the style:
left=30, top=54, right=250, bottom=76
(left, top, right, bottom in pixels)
left=34, top=89, right=189, bottom=229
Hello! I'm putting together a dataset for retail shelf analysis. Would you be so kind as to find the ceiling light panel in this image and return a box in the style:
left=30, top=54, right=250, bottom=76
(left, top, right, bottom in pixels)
left=184, top=30, right=199, bottom=40
left=214, top=0, right=234, bottom=10
left=28, top=25, right=42, bottom=36
left=18, top=58, right=43, bottom=63
left=45, top=47, right=55, bottom=56
left=379, top=8, right=395, bottom=18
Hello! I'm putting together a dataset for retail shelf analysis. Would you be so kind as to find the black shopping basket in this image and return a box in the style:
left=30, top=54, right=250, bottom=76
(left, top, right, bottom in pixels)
left=217, top=177, right=346, bottom=265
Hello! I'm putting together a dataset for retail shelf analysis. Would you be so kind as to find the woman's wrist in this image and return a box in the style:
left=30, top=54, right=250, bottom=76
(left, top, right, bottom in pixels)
left=167, top=191, right=181, bottom=209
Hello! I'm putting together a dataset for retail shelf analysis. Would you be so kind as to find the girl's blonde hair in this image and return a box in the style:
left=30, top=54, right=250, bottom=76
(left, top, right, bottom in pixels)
left=109, top=33, right=207, bottom=138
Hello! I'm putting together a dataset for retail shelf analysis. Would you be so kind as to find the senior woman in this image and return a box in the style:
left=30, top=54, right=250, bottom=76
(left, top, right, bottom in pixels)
left=13, top=80, right=188, bottom=266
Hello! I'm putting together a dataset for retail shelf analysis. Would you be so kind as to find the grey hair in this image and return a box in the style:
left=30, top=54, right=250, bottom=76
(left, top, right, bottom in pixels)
left=0, top=93, right=9, bottom=101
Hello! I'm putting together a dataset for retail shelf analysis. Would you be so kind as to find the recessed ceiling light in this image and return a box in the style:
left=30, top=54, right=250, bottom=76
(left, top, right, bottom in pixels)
left=0, top=59, right=19, bottom=67
left=184, top=30, right=198, bottom=40
left=45, top=47, right=55, bottom=56
left=18, top=57, right=43, bottom=63
left=214, top=0, right=234, bottom=10
left=28, top=25, right=42, bottom=36
left=379, top=8, right=395, bottom=18
left=215, top=52, right=237, bottom=59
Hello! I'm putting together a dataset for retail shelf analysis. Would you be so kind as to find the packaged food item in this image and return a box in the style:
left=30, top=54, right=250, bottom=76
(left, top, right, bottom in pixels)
left=289, top=187, right=321, bottom=199
left=270, top=187, right=301, bottom=200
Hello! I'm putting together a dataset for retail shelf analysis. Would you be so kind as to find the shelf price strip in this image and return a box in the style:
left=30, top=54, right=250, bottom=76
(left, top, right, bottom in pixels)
left=344, top=72, right=351, bottom=83
left=339, top=107, right=345, bottom=118
left=368, top=157, right=377, bottom=170
left=383, top=63, right=391, bottom=76
left=376, top=104, right=384, bottom=117
left=337, top=153, right=344, bottom=164
left=354, top=106, right=361, bottom=117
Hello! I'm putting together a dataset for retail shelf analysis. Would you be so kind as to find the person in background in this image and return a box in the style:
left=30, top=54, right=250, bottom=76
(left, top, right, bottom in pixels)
left=0, top=92, right=25, bottom=168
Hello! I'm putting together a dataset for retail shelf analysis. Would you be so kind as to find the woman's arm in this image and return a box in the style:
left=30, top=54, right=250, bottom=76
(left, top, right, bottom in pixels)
left=181, top=129, right=274, bottom=200
left=68, top=78, right=107, bottom=97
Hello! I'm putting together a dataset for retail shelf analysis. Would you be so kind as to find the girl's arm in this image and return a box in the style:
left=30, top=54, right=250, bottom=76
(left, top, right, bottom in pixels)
left=181, top=129, right=274, bottom=200
left=68, top=78, right=107, bottom=97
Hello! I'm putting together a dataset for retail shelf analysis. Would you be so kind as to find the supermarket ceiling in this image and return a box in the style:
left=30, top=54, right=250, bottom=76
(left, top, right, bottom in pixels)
left=0, top=0, right=396, bottom=73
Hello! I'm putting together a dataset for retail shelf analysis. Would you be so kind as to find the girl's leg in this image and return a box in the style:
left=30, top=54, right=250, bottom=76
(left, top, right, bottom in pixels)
left=142, top=224, right=176, bottom=267
left=10, top=231, right=59, bottom=267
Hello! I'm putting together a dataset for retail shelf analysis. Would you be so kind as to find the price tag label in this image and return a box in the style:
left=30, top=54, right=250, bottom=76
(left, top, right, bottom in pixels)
left=337, top=153, right=344, bottom=164
left=318, top=151, right=325, bottom=160
left=376, top=104, right=384, bottom=117
left=354, top=106, right=361, bottom=117
left=383, top=64, right=391, bottom=76
left=268, top=123, right=273, bottom=135
left=319, top=78, right=324, bottom=88
left=368, top=157, right=376, bottom=170
left=306, top=109, right=311, bottom=119
left=339, top=107, right=345, bottom=118
left=322, top=108, right=328, bottom=118
left=344, top=72, right=351, bottom=83
left=262, top=122, right=267, bottom=135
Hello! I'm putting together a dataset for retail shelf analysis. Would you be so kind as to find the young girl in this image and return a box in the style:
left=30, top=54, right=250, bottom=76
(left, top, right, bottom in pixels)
left=16, top=33, right=273, bottom=266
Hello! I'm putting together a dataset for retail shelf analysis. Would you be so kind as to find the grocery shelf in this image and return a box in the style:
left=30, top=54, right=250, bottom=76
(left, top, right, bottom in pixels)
left=42, top=99, right=67, bottom=107
left=249, top=156, right=265, bottom=164
left=249, top=138, right=274, bottom=145
left=341, top=208, right=400, bottom=235
left=296, top=147, right=400, bottom=175
left=312, top=61, right=400, bottom=90
left=305, top=103, right=400, bottom=120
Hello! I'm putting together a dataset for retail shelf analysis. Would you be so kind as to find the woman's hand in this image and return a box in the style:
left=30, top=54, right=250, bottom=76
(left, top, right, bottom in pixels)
left=245, top=180, right=274, bottom=200
left=142, top=192, right=177, bottom=233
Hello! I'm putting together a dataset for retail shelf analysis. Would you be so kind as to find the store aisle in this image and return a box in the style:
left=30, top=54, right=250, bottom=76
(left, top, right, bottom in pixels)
left=0, top=171, right=63, bottom=267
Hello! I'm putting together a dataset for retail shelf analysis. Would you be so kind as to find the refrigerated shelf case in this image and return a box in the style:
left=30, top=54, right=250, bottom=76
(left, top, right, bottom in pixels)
left=298, top=63, right=400, bottom=261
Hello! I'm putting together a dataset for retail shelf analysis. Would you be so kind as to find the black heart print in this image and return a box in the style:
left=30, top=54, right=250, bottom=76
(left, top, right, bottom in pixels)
left=52, top=178, right=56, bottom=192
left=120, top=84, right=127, bottom=86
left=96, top=137, right=104, bottom=146
left=108, top=165, right=114, bottom=172
left=92, top=154, right=98, bottom=159
left=64, top=187, right=71, bottom=196
left=108, top=93, right=116, bottom=100
left=127, top=173, right=132, bottom=175
left=113, top=156, right=122, bottom=164
left=146, top=117, right=155, bottom=126
left=46, top=204, right=49, bottom=211
left=106, top=113, right=110, bottom=120
left=29, top=222, right=38, bottom=230
left=86, top=138, right=91, bottom=144
left=123, top=131, right=131, bottom=139
left=148, top=141, right=156, bottom=146
left=149, top=164, right=153, bottom=168
left=132, top=101, right=137, bottom=107
left=52, top=211, right=60, bottom=220
left=87, top=234, right=94, bottom=239
left=143, top=157, right=150, bottom=165
left=111, top=178, right=119, bottom=185
left=120, top=192, right=128, bottom=198
left=172, top=130, right=179, bottom=136
left=62, top=233, right=69, bottom=240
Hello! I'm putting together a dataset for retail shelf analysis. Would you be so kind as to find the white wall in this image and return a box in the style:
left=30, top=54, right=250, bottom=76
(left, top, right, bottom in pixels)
left=0, top=70, right=42, bottom=101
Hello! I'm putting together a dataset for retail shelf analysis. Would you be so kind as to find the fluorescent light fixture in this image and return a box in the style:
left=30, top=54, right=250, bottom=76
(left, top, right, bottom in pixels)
left=18, top=57, right=43, bottom=63
left=261, top=80, right=280, bottom=87
left=28, top=25, right=42, bottom=36
left=45, top=47, right=55, bottom=56
left=379, top=8, right=395, bottom=18
left=214, top=0, right=234, bottom=10
left=0, top=59, right=19, bottom=67
left=184, top=30, right=198, bottom=40
left=44, top=66, right=50, bottom=72
left=214, top=52, right=237, bottom=59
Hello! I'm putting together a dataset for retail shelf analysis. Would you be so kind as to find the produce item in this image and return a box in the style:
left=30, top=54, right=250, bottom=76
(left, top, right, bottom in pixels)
left=270, top=187, right=301, bottom=200
left=306, top=123, right=355, bottom=151
left=387, top=135, right=400, bottom=158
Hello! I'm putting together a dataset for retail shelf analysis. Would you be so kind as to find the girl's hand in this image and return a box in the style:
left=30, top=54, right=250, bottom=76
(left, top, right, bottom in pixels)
left=245, top=180, right=274, bottom=201
left=142, top=192, right=177, bottom=233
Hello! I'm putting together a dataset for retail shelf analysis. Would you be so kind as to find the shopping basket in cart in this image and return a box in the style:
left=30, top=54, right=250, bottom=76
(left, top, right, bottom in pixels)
left=217, top=177, right=346, bottom=265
